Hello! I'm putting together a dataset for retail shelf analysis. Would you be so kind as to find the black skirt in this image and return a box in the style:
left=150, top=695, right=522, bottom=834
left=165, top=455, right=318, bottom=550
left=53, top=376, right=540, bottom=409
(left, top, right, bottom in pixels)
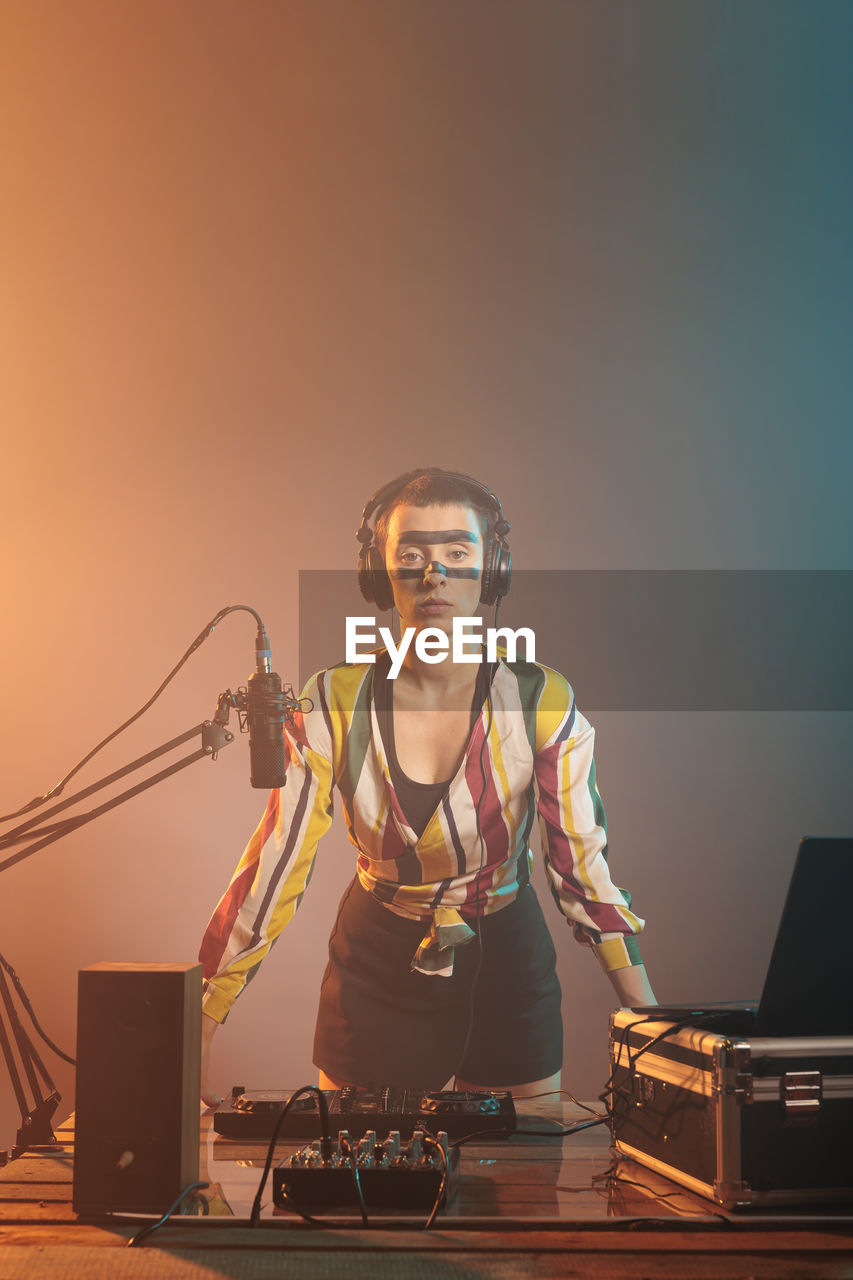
left=313, top=878, right=563, bottom=1089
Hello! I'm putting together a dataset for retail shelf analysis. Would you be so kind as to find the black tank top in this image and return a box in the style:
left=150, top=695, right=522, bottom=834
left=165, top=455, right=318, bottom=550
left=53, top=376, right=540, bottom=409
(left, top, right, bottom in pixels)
left=373, top=649, right=493, bottom=839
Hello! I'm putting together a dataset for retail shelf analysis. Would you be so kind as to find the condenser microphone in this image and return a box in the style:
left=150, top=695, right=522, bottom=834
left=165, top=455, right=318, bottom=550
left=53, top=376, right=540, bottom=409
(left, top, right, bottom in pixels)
left=247, top=625, right=287, bottom=789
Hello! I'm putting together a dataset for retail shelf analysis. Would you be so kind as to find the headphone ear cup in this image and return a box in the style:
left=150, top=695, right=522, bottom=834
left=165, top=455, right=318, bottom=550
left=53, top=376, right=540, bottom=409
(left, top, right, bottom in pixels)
left=480, top=536, right=499, bottom=606
left=357, top=543, right=375, bottom=604
left=494, top=543, right=512, bottom=601
left=363, top=545, right=395, bottom=611
left=479, top=536, right=495, bottom=606
left=480, top=537, right=511, bottom=606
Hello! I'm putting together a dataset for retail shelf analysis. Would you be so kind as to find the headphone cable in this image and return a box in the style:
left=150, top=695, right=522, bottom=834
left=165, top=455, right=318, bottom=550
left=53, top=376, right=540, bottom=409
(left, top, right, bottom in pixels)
left=454, top=598, right=501, bottom=1083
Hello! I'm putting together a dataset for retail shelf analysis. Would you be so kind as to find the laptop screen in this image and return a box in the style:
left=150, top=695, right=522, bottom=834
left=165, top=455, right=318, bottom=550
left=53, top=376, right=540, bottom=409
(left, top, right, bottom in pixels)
left=755, top=836, right=853, bottom=1037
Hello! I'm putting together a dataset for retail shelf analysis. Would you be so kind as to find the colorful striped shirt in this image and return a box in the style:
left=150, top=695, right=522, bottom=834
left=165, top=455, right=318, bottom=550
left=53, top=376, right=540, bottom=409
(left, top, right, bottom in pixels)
left=199, top=655, right=645, bottom=1023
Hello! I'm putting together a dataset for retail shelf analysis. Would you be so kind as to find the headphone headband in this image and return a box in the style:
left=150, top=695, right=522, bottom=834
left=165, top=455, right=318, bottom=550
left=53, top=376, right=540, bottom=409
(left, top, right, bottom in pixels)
left=358, top=467, right=508, bottom=535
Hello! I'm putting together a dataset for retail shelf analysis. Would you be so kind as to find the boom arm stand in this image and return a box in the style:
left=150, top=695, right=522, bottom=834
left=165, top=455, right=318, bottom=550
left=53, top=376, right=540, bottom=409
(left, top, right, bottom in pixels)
left=0, top=691, right=239, bottom=1159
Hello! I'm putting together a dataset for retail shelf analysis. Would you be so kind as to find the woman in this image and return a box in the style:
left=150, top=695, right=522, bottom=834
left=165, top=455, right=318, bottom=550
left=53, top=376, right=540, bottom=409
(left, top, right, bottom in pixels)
left=199, top=468, right=655, bottom=1103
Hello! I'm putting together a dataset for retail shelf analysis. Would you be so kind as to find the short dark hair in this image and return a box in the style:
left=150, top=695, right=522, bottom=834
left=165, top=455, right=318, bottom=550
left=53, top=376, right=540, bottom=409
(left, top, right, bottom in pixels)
left=372, top=469, right=493, bottom=557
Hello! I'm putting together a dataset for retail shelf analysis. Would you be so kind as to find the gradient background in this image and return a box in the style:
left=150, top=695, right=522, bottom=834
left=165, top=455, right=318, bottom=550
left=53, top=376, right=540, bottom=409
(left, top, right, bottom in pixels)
left=2, top=0, right=852, bottom=1148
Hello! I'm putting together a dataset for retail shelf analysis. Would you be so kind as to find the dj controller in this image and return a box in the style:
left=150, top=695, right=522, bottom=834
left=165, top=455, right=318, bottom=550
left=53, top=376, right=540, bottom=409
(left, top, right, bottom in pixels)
left=213, top=1084, right=517, bottom=1142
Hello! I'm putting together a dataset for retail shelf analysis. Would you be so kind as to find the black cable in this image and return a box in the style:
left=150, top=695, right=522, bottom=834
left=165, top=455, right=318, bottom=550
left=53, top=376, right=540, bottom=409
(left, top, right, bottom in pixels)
left=0, top=604, right=265, bottom=823
left=516, top=1116, right=610, bottom=1138
left=521, top=1087, right=607, bottom=1120
left=268, top=1128, right=369, bottom=1228
left=0, top=952, right=76, bottom=1066
left=593, top=1156, right=731, bottom=1223
left=422, top=1134, right=448, bottom=1230
left=271, top=1187, right=327, bottom=1226
left=250, top=1085, right=332, bottom=1227
left=125, top=1180, right=209, bottom=1247
left=450, top=1114, right=609, bottom=1148
left=450, top=1125, right=516, bottom=1148
left=453, top=600, right=500, bottom=1082
left=601, top=1010, right=740, bottom=1128
left=601, top=1013, right=684, bottom=1123
left=340, top=1133, right=369, bottom=1226
left=600, top=1017, right=641, bottom=1122
left=557, top=1088, right=605, bottom=1118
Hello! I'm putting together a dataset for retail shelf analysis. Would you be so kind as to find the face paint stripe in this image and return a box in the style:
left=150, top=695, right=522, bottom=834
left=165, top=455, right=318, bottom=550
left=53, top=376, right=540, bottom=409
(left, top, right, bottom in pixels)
left=388, top=568, right=480, bottom=580
left=392, top=529, right=478, bottom=545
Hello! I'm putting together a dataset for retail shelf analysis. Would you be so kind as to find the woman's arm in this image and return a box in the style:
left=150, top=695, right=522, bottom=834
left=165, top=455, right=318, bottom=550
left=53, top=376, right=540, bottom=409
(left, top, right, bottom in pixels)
left=199, top=746, right=334, bottom=1022
left=199, top=674, right=336, bottom=1027
left=606, top=962, right=657, bottom=1007
left=532, top=678, right=646, bottom=967
left=201, top=1012, right=220, bottom=1107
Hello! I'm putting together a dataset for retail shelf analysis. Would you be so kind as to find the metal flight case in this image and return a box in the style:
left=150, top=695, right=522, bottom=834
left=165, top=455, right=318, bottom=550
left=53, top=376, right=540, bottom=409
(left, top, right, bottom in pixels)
left=608, top=1009, right=853, bottom=1210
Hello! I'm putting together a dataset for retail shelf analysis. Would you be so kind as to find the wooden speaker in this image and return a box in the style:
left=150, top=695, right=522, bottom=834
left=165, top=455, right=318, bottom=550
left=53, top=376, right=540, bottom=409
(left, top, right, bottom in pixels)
left=72, top=962, right=201, bottom=1214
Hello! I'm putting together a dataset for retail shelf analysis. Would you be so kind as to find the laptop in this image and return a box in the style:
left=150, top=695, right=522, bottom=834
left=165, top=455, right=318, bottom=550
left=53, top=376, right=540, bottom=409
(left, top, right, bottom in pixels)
left=632, top=836, right=853, bottom=1037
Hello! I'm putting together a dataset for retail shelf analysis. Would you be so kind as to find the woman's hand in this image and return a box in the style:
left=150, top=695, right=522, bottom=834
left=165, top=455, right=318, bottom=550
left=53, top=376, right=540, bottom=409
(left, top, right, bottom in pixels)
left=201, top=1012, right=223, bottom=1107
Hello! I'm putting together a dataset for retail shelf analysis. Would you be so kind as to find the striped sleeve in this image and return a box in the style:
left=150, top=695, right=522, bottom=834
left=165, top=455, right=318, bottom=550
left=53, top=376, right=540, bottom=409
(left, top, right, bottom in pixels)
left=532, top=667, right=645, bottom=972
left=199, top=672, right=335, bottom=1022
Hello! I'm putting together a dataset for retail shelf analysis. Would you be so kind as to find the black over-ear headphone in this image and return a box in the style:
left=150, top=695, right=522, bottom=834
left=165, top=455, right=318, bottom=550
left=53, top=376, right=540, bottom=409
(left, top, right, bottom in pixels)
left=356, top=468, right=512, bottom=611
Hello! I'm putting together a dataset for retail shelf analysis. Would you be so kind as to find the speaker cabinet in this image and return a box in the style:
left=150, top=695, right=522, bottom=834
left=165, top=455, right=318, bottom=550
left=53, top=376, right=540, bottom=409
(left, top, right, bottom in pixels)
left=72, top=962, right=202, bottom=1214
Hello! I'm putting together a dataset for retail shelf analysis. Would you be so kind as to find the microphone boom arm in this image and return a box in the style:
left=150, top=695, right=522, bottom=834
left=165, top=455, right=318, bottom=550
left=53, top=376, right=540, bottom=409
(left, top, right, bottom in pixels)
left=0, top=700, right=239, bottom=1160
left=0, top=605, right=299, bottom=1159
left=0, top=710, right=236, bottom=875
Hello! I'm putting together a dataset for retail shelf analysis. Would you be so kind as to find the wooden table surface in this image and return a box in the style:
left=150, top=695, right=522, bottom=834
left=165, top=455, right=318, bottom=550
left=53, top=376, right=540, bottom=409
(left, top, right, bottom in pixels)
left=1, top=1102, right=852, bottom=1279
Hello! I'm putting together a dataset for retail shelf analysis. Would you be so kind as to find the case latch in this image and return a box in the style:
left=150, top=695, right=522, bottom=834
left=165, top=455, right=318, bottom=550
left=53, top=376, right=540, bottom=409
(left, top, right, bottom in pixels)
left=734, top=1072, right=754, bottom=1104
left=782, top=1070, right=822, bottom=1124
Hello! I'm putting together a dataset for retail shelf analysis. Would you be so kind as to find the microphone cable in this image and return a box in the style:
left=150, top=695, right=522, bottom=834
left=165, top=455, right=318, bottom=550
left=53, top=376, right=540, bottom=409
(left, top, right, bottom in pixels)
left=0, top=605, right=267, bottom=824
